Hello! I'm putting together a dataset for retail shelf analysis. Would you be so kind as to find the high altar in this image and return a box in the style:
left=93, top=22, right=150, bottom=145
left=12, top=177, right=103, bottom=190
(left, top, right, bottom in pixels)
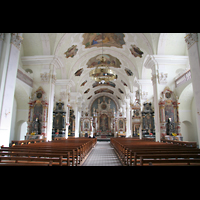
left=89, top=96, right=116, bottom=137
left=26, top=87, right=48, bottom=139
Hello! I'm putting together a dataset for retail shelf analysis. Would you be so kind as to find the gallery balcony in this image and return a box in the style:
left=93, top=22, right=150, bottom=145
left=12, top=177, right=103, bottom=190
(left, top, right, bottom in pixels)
left=175, top=69, right=191, bottom=88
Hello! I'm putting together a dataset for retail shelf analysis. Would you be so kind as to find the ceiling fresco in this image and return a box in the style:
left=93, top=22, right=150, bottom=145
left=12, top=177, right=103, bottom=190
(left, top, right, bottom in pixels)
left=92, top=81, right=116, bottom=88
left=75, top=68, right=83, bottom=76
left=125, top=68, right=133, bottom=76
left=64, top=45, right=78, bottom=58
left=94, top=88, right=114, bottom=95
left=130, top=44, right=144, bottom=58
left=21, top=33, right=187, bottom=108
left=86, top=54, right=121, bottom=68
left=82, top=33, right=125, bottom=48
left=80, top=80, right=87, bottom=87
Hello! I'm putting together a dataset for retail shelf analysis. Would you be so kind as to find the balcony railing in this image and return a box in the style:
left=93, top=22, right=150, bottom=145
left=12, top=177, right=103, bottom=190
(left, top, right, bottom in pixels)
left=17, top=69, right=33, bottom=87
left=175, top=69, right=191, bottom=88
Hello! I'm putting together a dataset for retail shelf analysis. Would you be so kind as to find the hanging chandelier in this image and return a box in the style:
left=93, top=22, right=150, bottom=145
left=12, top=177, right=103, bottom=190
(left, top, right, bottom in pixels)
left=89, top=33, right=117, bottom=83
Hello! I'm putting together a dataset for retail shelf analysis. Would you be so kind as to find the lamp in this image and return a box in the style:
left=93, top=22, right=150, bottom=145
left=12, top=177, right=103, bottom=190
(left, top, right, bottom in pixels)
left=89, top=33, right=117, bottom=83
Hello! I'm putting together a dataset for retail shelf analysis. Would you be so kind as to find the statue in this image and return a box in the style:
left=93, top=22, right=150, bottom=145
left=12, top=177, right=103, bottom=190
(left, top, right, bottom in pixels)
left=32, top=118, right=41, bottom=134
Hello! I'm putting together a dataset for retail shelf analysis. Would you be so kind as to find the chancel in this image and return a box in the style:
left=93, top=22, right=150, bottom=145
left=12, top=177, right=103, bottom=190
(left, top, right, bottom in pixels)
left=1, top=33, right=200, bottom=166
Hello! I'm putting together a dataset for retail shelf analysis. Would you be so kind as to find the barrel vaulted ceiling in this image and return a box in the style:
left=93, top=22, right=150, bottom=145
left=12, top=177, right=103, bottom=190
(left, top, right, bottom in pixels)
left=21, top=33, right=187, bottom=105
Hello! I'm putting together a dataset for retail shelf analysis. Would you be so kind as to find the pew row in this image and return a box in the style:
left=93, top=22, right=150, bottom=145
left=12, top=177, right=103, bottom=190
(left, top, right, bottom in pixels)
left=111, top=138, right=200, bottom=166
left=0, top=138, right=97, bottom=166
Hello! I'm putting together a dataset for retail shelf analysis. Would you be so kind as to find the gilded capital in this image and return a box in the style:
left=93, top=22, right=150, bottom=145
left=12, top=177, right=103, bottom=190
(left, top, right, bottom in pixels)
left=185, top=33, right=198, bottom=49
left=11, top=33, right=23, bottom=50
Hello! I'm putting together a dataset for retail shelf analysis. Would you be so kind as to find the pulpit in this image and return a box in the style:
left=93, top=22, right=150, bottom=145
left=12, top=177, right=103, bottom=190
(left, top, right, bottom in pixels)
left=131, top=102, right=142, bottom=137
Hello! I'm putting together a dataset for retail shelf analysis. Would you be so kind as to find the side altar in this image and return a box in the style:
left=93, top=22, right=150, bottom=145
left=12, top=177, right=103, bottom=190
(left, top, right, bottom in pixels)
left=159, top=87, right=183, bottom=141
left=26, top=87, right=48, bottom=140
left=52, top=102, right=66, bottom=139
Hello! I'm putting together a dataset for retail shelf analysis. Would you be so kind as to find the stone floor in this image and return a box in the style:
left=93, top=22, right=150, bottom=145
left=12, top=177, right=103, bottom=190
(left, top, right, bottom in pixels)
left=81, top=141, right=122, bottom=166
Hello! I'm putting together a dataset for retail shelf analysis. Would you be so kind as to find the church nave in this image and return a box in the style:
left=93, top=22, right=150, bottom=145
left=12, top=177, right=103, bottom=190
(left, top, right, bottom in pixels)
left=81, top=141, right=122, bottom=166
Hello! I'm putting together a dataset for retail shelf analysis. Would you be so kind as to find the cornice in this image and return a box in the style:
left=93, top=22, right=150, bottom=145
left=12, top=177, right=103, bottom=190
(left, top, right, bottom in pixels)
left=21, top=55, right=63, bottom=68
left=153, top=55, right=188, bottom=65
left=144, top=54, right=188, bottom=69
left=55, top=79, right=75, bottom=87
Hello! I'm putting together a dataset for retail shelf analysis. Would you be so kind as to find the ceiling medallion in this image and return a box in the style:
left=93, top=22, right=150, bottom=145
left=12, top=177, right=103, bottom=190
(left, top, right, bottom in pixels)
left=89, top=33, right=117, bottom=84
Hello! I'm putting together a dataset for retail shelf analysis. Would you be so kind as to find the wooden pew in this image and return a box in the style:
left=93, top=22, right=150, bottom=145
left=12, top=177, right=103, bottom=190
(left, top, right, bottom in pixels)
left=12, top=139, right=46, bottom=146
left=110, top=138, right=200, bottom=166
left=1, top=138, right=96, bottom=166
left=161, top=139, right=197, bottom=148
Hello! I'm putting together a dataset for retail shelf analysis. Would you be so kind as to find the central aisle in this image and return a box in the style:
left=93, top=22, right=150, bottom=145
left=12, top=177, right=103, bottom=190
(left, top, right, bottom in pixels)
left=82, top=141, right=122, bottom=166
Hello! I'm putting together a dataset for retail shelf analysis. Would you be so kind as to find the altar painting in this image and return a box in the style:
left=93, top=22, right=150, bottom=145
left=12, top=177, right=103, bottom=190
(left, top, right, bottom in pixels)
left=64, top=45, right=78, bottom=58
left=33, top=101, right=43, bottom=121
left=165, top=104, right=174, bottom=122
left=54, top=113, right=63, bottom=130
left=119, top=120, right=123, bottom=129
left=84, top=122, right=89, bottom=129
left=82, top=33, right=125, bottom=48
left=100, top=114, right=109, bottom=132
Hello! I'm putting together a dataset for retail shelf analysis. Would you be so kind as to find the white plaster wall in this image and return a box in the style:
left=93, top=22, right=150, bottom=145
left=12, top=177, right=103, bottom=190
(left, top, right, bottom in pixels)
left=191, top=97, right=199, bottom=145
left=10, top=98, right=17, bottom=144
left=15, top=110, right=29, bottom=140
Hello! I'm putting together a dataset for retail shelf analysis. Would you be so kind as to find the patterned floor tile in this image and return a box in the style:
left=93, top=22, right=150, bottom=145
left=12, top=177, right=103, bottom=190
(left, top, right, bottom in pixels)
left=82, top=141, right=122, bottom=166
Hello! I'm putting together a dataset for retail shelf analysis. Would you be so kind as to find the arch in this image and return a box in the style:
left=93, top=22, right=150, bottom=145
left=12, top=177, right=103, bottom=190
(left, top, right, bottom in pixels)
left=181, top=120, right=194, bottom=141
left=15, top=120, right=27, bottom=140
left=20, top=121, right=27, bottom=140
left=88, top=93, right=120, bottom=115
left=179, top=83, right=193, bottom=111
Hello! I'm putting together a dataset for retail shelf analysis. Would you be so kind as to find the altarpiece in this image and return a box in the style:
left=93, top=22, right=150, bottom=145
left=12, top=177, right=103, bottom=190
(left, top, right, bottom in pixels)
left=52, top=102, right=66, bottom=139
left=80, top=109, right=93, bottom=137
left=115, top=111, right=126, bottom=137
left=141, top=102, right=155, bottom=137
left=26, top=87, right=48, bottom=139
left=90, top=96, right=116, bottom=137
left=159, top=87, right=182, bottom=140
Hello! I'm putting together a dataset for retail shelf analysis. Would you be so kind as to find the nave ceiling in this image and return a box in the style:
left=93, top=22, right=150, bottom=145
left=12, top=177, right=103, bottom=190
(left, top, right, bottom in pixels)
left=21, top=33, right=187, bottom=107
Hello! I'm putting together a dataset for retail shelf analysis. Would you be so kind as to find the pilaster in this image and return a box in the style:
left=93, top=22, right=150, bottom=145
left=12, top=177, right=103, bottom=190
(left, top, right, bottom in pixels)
left=185, top=33, right=200, bottom=146
left=0, top=33, right=23, bottom=147
left=125, top=96, right=131, bottom=137
left=46, top=65, right=56, bottom=141
left=144, top=55, right=161, bottom=142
